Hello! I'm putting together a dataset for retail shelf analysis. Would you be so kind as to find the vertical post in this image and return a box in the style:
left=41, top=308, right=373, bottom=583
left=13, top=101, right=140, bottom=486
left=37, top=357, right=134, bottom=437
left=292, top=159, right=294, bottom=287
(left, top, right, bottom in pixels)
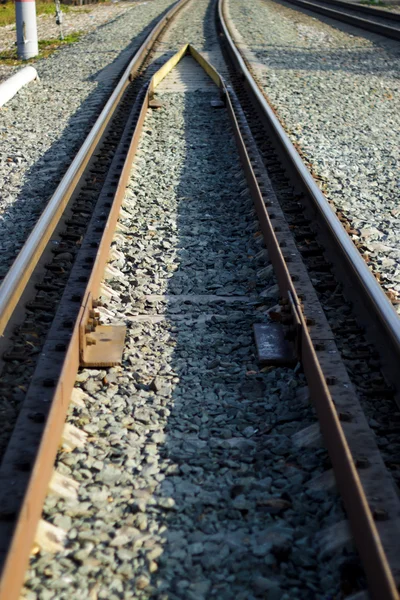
left=55, top=0, right=64, bottom=40
left=15, top=0, right=39, bottom=60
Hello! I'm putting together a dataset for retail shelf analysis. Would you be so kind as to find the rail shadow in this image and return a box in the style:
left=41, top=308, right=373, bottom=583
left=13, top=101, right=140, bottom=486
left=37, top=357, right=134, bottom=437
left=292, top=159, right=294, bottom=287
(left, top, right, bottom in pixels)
left=202, top=0, right=220, bottom=50
left=115, top=85, right=359, bottom=597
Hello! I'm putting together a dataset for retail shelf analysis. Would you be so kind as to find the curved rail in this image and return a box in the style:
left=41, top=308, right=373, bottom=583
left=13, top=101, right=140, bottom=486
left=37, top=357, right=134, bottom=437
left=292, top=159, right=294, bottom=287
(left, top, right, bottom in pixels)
left=218, top=0, right=400, bottom=597
left=0, top=0, right=189, bottom=337
left=317, top=0, right=400, bottom=21
left=274, top=0, right=400, bottom=40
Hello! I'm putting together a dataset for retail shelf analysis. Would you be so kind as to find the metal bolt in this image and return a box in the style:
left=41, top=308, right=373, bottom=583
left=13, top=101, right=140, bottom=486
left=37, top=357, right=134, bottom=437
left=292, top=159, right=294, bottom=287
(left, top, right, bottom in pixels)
left=85, top=320, right=95, bottom=334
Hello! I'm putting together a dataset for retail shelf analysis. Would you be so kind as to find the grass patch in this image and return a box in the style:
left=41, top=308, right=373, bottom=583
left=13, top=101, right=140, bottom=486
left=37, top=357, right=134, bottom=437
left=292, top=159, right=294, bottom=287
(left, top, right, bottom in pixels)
left=0, top=1, right=71, bottom=28
left=0, top=32, right=82, bottom=65
left=359, top=0, right=386, bottom=6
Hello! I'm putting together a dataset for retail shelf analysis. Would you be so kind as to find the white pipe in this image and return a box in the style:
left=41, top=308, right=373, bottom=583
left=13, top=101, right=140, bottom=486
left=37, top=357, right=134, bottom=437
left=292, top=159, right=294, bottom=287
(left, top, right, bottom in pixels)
left=0, top=66, right=38, bottom=108
left=15, top=0, right=38, bottom=60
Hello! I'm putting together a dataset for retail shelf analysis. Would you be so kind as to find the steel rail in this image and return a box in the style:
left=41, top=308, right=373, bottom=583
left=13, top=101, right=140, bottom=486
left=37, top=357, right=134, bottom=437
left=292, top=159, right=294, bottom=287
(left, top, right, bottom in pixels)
left=0, top=42, right=218, bottom=600
left=219, top=0, right=400, bottom=391
left=314, top=0, right=400, bottom=21
left=218, top=0, right=400, bottom=597
left=0, top=4, right=191, bottom=598
left=0, top=30, right=398, bottom=599
left=0, top=88, right=149, bottom=600
left=0, top=0, right=190, bottom=337
left=272, top=0, right=400, bottom=40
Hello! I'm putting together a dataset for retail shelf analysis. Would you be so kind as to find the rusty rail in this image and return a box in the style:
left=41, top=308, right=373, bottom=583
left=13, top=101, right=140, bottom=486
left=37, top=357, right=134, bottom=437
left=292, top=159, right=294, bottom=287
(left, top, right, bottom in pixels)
left=0, top=2, right=191, bottom=597
left=0, top=0, right=189, bottom=337
left=0, top=5, right=399, bottom=598
left=218, top=0, right=400, bottom=597
left=220, top=0, right=400, bottom=398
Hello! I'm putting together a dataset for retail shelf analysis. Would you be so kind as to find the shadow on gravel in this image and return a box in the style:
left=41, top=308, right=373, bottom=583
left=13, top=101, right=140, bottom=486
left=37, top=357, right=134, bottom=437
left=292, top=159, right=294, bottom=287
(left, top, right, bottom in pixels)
left=126, top=88, right=360, bottom=598
left=0, top=3, right=174, bottom=281
left=202, top=0, right=219, bottom=51
left=251, top=43, right=399, bottom=76
left=20, top=70, right=367, bottom=600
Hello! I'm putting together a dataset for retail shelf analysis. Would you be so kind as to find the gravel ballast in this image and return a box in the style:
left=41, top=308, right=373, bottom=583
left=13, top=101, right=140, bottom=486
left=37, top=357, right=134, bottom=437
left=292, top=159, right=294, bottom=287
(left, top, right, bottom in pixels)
left=0, top=0, right=175, bottom=280
left=228, top=0, right=400, bottom=306
left=0, top=2, right=141, bottom=85
left=22, top=61, right=359, bottom=597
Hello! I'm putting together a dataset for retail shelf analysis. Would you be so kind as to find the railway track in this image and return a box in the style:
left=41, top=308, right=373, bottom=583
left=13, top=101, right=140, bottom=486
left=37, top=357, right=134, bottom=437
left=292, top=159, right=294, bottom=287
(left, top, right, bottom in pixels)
left=272, top=0, right=400, bottom=40
left=0, top=0, right=399, bottom=598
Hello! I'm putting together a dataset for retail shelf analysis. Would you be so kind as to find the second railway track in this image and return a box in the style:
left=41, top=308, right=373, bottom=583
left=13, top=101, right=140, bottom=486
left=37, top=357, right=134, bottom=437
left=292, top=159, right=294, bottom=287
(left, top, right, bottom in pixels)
left=0, top=0, right=400, bottom=598
left=270, top=0, right=400, bottom=40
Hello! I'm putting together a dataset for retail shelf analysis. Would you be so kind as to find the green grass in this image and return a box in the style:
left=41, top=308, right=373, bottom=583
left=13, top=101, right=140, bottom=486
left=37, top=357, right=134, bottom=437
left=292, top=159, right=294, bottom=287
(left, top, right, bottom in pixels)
left=0, top=32, right=82, bottom=65
left=359, top=0, right=386, bottom=6
left=0, top=1, right=71, bottom=28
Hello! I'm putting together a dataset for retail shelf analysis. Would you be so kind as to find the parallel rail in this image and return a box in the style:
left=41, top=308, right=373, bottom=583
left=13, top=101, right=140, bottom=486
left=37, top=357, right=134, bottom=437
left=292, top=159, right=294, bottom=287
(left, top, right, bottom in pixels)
left=0, top=1, right=190, bottom=597
left=274, top=0, right=400, bottom=40
left=317, top=0, right=400, bottom=21
left=220, top=0, right=400, bottom=401
left=0, top=0, right=399, bottom=598
left=219, top=0, right=400, bottom=597
left=0, top=0, right=188, bottom=337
